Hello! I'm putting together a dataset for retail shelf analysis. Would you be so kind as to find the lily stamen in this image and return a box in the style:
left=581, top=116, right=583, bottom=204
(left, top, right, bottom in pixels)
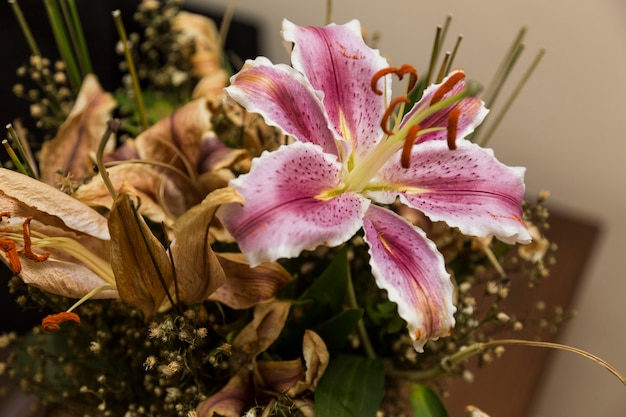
left=401, top=125, right=421, bottom=168
left=0, top=239, right=21, bottom=273
left=447, top=108, right=460, bottom=150
left=42, top=311, right=81, bottom=332
left=371, top=64, right=418, bottom=95
left=381, top=96, right=411, bottom=135
left=22, top=216, right=50, bottom=262
left=430, top=71, right=465, bottom=105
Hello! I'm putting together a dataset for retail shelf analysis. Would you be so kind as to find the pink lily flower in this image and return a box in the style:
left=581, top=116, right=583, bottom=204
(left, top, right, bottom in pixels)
left=219, top=19, right=531, bottom=351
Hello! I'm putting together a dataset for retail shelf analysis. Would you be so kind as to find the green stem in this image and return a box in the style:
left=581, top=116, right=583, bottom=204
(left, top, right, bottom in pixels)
left=325, top=0, right=333, bottom=25
left=65, top=0, right=92, bottom=74
left=58, top=0, right=91, bottom=76
left=478, top=48, right=545, bottom=147
left=112, top=10, right=149, bottom=131
left=346, top=271, right=377, bottom=360
left=2, top=139, right=28, bottom=175
left=43, top=0, right=81, bottom=91
left=482, top=27, right=527, bottom=106
left=9, top=0, right=42, bottom=57
left=6, top=123, right=37, bottom=179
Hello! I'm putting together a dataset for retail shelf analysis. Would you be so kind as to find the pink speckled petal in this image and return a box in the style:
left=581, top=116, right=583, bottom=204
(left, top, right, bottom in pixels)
left=282, top=19, right=389, bottom=159
left=225, top=57, right=339, bottom=156
left=402, top=70, right=489, bottom=144
left=218, top=142, right=369, bottom=266
left=368, top=139, right=531, bottom=244
left=362, top=205, right=455, bottom=352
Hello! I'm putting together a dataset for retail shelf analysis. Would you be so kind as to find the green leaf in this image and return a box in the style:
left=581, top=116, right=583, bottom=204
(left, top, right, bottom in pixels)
left=314, top=309, right=363, bottom=354
left=409, top=383, right=450, bottom=417
left=316, top=354, right=385, bottom=417
left=299, top=246, right=350, bottom=315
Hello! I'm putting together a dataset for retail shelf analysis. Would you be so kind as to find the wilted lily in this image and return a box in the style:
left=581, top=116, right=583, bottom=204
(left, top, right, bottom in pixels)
left=0, top=168, right=117, bottom=300
left=219, top=20, right=532, bottom=351
left=0, top=168, right=289, bottom=326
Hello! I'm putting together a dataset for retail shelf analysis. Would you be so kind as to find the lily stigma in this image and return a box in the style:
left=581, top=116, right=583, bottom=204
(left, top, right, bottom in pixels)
left=218, top=19, right=532, bottom=352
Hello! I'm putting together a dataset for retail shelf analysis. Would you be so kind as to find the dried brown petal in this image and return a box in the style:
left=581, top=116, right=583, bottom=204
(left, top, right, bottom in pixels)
left=0, top=168, right=109, bottom=239
left=196, top=369, right=250, bottom=417
left=39, top=75, right=116, bottom=187
left=209, top=253, right=291, bottom=309
left=257, top=359, right=305, bottom=393
left=231, top=300, right=291, bottom=363
left=108, top=190, right=174, bottom=318
left=73, top=164, right=187, bottom=223
left=170, top=188, right=243, bottom=304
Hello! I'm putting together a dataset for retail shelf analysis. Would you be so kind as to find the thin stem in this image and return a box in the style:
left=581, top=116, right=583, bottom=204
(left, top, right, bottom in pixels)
left=346, top=271, right=377, bottom=360
left=96, top=119, right=121, bottom=200
left=325, top=0, right=333, bottom=25
left=9, top=0, right=42, bottom=57
left=112, top=10, right=149, bottom=131
left=388, top=339, right=626, bottom=386
left=65, top=0, right=93, bottom=74
left=66, top=285, right=117, bottom=312
left=43, top=0, right=81, bottom=90
left=424, top=26, right=442, bottom=87
left=6, top=123, right=37, bottom=179
left=219, top=0, right=238, bottom=48
left=478, top=48, right=545, bottom=147
left=445, top=35, right=463, bottom=75
left=58, top=0, right=91, bottom=76
left=482, top=27, right=527, bottom=105
left=2, top=139, right=28, bottom=175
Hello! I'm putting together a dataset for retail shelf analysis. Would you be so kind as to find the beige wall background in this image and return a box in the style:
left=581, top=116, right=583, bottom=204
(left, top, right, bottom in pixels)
left=187, top=1, right=626, bottom=415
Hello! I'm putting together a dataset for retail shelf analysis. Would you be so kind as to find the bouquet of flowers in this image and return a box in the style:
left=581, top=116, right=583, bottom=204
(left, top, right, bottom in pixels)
left=0, top=1, right=623, bottom=416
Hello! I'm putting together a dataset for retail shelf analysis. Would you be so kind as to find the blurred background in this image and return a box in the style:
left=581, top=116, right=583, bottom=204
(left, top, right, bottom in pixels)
left=183, top=0, right=626, bottom=415
left=1, top=0, right=624, bottom=416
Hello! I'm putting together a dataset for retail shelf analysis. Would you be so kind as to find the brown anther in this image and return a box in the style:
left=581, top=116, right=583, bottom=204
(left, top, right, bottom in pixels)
left=401, top=125, right=421, bottom=169
left=0, top=212, right=10, bottom=219
left=42, top=311, right=81, bottom=332
left=371, top=64, right=418, bottom=95
left=430, top=71, right=465, bottom=105
left=447, top=108, right=460, bottom=150
left=381, top=97, right=411, bottom=135
left=0, top=239, right=21, bottom=274
left=22, top=217, right=50, bottom=262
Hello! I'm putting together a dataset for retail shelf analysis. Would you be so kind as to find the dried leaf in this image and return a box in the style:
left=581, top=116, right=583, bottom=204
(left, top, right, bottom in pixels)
left=288, top=330, right=330, bottom=396
left=209, top=253, right=291, bottom=309
left=108, top=190, right=174, bottom=318
left=170, top=188, right=243, bottom=304
left=39, top=75, right=116, bottom=187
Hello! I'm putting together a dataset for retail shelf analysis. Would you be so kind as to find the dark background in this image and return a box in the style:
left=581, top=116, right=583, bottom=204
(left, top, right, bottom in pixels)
left=0, top=0, right=259, bottom=334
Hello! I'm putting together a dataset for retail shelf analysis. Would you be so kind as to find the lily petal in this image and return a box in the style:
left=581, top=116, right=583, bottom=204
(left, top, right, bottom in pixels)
left=225, top=57, right=339, bottom=156
left=361, top=205, right=456, bottom=352
left=282, top=19, right=389, bottom=159
left=0, top=168, right=109, bottom=240
left=369, top=139, right=531, bottom=244
left=12, top=258, right=118, bottom=299
left=218, top=142, right=369, bottom=266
